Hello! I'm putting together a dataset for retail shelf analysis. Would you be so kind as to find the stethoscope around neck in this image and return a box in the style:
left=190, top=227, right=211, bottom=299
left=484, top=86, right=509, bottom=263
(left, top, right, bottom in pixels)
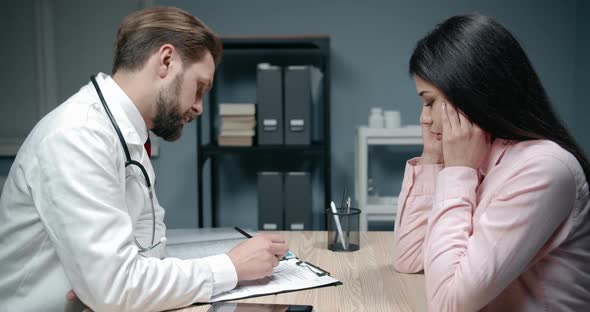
left=90, top=75, right=166, bottom=254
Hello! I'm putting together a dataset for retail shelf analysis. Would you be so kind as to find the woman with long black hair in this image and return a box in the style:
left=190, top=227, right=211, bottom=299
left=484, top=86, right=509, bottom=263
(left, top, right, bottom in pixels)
left=392, top=13, right=590, bottom=311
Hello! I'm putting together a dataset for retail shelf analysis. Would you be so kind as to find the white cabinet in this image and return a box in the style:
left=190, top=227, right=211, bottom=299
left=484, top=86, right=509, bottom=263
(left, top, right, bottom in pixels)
left=354, top=126, right=422, bottom=231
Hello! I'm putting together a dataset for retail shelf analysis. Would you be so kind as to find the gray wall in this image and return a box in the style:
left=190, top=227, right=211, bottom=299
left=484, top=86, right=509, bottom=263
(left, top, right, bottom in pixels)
left=575, top=1, right=590, bottom=153
left=1, top=0, right=588, bottom=229
left=0, top=0, right=139, bottom=193
left=0, top=1, right=38, bottom=179
left=0, top=1, right=39, bottom=142
left=53, top=0, right=138, bottom=101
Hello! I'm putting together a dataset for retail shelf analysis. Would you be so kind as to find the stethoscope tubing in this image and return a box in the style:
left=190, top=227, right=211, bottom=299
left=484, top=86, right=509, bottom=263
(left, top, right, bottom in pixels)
left=90, top=75, right=160, bottom=253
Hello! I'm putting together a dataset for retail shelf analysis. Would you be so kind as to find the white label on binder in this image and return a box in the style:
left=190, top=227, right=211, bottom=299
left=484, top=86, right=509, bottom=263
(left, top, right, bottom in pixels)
left=263, top=223, right=278, bottom=230
left=263, top=119, right=278, bottom=131
left=290, top=223, right=305, bottom=230
left=289, top=119, right=305, bottom=132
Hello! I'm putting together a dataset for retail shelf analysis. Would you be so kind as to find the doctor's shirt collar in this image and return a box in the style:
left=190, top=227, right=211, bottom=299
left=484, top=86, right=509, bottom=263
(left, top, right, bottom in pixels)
left=94, top=72, right=148, bottom=145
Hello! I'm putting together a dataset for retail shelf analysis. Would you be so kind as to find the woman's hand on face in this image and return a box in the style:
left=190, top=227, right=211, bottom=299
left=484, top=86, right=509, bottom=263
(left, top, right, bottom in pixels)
left=441, top=102, right=491, bottom=169
left=420, top=123, right=444, bottom=165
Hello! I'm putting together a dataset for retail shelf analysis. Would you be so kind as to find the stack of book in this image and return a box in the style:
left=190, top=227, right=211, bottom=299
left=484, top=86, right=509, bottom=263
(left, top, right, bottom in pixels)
left=218, top=103, right=256, bottom=146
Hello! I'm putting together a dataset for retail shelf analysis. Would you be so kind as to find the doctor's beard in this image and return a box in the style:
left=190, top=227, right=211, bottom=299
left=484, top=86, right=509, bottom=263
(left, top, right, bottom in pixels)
left=152, top=73, right=184, bottom=141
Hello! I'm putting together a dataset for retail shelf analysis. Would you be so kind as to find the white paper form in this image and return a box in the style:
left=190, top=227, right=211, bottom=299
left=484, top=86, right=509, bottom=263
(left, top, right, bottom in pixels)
left=165, top=227, right=250, bottom=259
left=209, top=258, right=340, bottom=303
left=166, top=239, right=245, bottom=260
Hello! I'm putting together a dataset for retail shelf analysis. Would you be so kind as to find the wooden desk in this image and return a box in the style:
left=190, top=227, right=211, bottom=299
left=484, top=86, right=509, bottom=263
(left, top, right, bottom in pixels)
left=173, top=231, right=426, bottom=312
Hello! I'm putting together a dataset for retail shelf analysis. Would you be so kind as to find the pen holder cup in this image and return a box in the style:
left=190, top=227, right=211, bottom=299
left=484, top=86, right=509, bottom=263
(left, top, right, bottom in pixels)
left=327, top=208, right=361, bottom=252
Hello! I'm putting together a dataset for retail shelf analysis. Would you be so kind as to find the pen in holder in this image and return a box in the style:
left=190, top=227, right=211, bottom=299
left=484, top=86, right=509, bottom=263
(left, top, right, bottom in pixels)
left=327, top=207, right=361, bottom=252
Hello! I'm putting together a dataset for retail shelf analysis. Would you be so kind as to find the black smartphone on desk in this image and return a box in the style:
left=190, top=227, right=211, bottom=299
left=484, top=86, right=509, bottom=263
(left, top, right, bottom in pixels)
left=208, top=302, right=313, bottom=312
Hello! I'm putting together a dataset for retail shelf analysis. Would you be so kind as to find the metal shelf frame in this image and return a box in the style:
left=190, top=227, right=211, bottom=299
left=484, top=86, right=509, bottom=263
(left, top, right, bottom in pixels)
left=197, top=36, right=331, bottom=228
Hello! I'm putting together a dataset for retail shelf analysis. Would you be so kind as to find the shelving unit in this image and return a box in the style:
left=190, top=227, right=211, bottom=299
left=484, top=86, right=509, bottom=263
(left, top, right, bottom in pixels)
left=354, top=126, right=422, bottom=231
left=197, top=36, right=331, bottom=228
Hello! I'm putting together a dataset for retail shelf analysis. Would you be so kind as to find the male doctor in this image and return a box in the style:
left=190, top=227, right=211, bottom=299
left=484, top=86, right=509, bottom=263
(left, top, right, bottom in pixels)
left=0, top=6, right=288, bottom=312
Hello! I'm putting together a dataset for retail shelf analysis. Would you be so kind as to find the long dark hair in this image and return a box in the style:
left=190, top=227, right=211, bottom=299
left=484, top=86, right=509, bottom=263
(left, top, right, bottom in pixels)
left=410, top=13, right=590, bottom=183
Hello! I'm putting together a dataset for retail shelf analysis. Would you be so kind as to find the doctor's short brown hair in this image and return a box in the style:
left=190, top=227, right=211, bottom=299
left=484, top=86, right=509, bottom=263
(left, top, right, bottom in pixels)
left=112, top=6, right=222, bottom=74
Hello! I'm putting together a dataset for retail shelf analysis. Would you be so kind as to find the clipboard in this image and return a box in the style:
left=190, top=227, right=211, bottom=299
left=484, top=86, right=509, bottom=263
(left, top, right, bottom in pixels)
left=205, top=257, right=342, bottom=303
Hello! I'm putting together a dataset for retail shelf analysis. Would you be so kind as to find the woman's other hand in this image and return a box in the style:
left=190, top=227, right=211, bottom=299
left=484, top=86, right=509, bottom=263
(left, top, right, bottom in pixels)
left=441, top=102, right=491, bottom=169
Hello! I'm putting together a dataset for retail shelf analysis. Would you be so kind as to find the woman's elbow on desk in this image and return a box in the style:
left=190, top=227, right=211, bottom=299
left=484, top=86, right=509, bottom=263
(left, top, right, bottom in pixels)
left=392, top=255, right=424, bottom=274
left=392, top=245, right=425, bottom=273
left=426, top=283, right=484, bottom=312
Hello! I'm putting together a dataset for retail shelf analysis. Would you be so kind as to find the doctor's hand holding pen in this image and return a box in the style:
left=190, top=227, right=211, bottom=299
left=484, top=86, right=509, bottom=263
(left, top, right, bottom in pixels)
left=227, top=233, right=290, bottom=281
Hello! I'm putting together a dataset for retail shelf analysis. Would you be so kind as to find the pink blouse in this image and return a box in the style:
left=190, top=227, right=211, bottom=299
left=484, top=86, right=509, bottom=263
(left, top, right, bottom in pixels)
left=393, top=139, right=590, bottom=311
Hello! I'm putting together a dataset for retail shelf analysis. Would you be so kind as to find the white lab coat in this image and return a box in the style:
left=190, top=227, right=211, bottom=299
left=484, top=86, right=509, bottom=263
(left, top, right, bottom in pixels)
left=0, top=73, right=237, bottom=312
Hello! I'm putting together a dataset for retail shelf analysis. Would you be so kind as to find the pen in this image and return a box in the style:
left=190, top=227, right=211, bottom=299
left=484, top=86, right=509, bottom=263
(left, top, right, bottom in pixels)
left=233, top=226, right=295, bottom=261
left=339, top=186, right=347, bottom=212
left=233, top=226, right=252, bottom=238
left=330, top=201, right=347, bottom=250
left=346, top=196, right=351, bottom=214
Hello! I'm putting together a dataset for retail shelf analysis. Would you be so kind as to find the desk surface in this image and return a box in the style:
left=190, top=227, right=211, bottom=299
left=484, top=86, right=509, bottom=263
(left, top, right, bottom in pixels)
left=172, top=231, right=426, bottom=312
